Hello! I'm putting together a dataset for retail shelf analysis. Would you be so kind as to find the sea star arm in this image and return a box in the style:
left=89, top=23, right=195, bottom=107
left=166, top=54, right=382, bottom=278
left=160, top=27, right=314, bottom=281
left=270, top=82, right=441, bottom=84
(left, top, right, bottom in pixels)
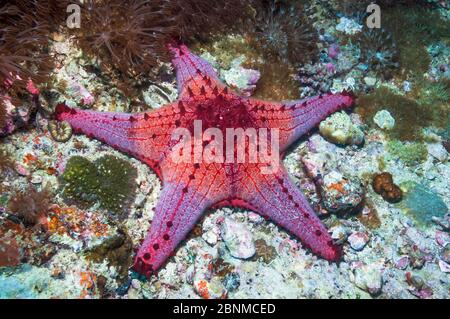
left=239, top=166, right=342, bottom=261
left=247, top=93, right=354, bottom=152
left=132, top=159, right=232, bottom=276
left=168, top=43, right=225, bottom=98
left=55, top=103, right=181, bottom=176
left=132, top=181, right=214, bottom=276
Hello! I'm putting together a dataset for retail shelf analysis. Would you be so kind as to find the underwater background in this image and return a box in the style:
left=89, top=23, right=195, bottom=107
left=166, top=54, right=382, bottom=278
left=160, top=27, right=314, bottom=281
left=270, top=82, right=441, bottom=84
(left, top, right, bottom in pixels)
left=0, top=0, right=449, bottom=299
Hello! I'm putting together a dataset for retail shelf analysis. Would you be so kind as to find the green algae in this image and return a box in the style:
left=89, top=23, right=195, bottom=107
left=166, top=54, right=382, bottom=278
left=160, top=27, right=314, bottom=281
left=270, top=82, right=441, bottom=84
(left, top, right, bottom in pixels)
left=383, top=6, right=449, bottom=78
left=399, top=181, right=448, bottom=226
left=386, top=140, right=428, bottom=166
left=356, top=86, right=449, bottom=142
left=60, top=155, right=137, bottom=217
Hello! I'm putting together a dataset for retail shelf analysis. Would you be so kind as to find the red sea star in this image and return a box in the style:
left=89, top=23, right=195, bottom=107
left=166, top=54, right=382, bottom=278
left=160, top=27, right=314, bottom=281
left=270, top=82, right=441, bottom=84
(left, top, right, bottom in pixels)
left=55, top=43, right=354, bottom=277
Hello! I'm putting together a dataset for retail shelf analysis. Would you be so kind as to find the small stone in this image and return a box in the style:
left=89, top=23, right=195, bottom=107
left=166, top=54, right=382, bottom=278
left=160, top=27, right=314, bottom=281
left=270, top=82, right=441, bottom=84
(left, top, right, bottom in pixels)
left=194, top=277, right=225, bottom=299
left=321, top=171, right=365, bottom=213
left=348, top=231, right=369, bottom=251
left=409, top=275, right=424, bottom=289
left=364, top=77, right=377, bottom=87
left=15, top=164, right=30, bottom=176
left=248, top=212, right=263, bottom=224
left=220, top=218, right=255, bottom=259
left=435, top=230, right=450, bottom=247
left=373, top=110, right=395, bottom=130
left=221, top=57, right=260, bottom=97
left=336, top=17, right=363, bottom=35
left=131, top=279, right=141, bottom=290
left=319, top=111, right=364, bottom=145
left=440, top=248, right=450, bottom=264
left=427, top=143, right=448, bottom=162
left=30, top=174, right=43, bottom=184
left=394, top=256, right=410, bottom=270
left=438, top=260, right=450, bottom=273
left=354, top=265, right=383, bottom=296
left=403, top=81, right=412, bottom=92
left=330, top=225, right=349, bottom=242
left=222, top=272, right=240, bottom=292
left=202, top=229, right=219, bottom=246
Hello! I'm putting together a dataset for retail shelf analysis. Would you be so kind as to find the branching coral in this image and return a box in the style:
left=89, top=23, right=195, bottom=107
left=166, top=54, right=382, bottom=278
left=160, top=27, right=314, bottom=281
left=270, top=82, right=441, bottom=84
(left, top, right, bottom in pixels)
left=253, top=0, right=319, bottom=66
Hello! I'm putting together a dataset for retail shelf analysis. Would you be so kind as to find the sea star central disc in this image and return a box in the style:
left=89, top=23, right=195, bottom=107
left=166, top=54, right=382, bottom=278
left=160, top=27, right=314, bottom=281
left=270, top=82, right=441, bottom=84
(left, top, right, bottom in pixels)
left=55, top=43, right=354, bottom=277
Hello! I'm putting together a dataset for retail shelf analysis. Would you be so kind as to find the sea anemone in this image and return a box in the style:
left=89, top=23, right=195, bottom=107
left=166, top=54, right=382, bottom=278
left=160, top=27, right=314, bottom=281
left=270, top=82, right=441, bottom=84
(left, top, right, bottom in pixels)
left=71, top=0, right=255, bottom=77
left=71, top=0, right=175, bottom=77
left=0, top=1, right=66, bottom=94
left=358, top=28, right=399, bottom=79
left=254, top=0, right=319, bottom=66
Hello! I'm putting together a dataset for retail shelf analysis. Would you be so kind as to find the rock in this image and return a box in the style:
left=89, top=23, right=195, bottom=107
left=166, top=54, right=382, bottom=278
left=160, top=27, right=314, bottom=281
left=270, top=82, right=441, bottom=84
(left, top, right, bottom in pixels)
left=373, top=110, right=395, bottom=130
left=221, top=57, right=260, bottom=97
left=143, top=82, right=178, bottom=109
left=394, top=256, right=410, bottom=270
left=131, top=279, right=141, bottom=290
left=30, top=174, right=43, bottom=184
left=364, top=77, right=377, bottom=87
left=354, top=265, right=383, bottom=296
left=320, top=171, right=365, bottom=213
left=220, top=218, right=255, bottom=259
left=440, top=248, right=450, bottom=264
left=319, top=111, right=364, bottom=145
left=15, top=164, right=30, bottom=177
left=193, top=277, right=226, bottom=299
left=330, top=224, right=349, bottom=242
left=409, top=275, right=424, bottom=290
left=248, top=212, right=264, bottom=224
left=348, top=231, right=369, bottom=251
left=438, top=260, right=450, bottom=273
left=222, top=272, right=240, bottom=292
left=202, top=229, right=219, bottom=246
left=336, top=17, right=363, bottom=35
left=427, top=143, right=448, bottom=162
left=435, top=230, right=450, bottom=247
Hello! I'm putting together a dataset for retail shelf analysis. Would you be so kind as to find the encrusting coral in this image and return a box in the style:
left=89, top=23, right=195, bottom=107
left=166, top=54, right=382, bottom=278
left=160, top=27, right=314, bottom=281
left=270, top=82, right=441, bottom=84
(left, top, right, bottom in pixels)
left=48, top=120, right=73, bottom=142
left=372, top=172, right=402, bottom=203
left=60, top=155, right=138, bottom=217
